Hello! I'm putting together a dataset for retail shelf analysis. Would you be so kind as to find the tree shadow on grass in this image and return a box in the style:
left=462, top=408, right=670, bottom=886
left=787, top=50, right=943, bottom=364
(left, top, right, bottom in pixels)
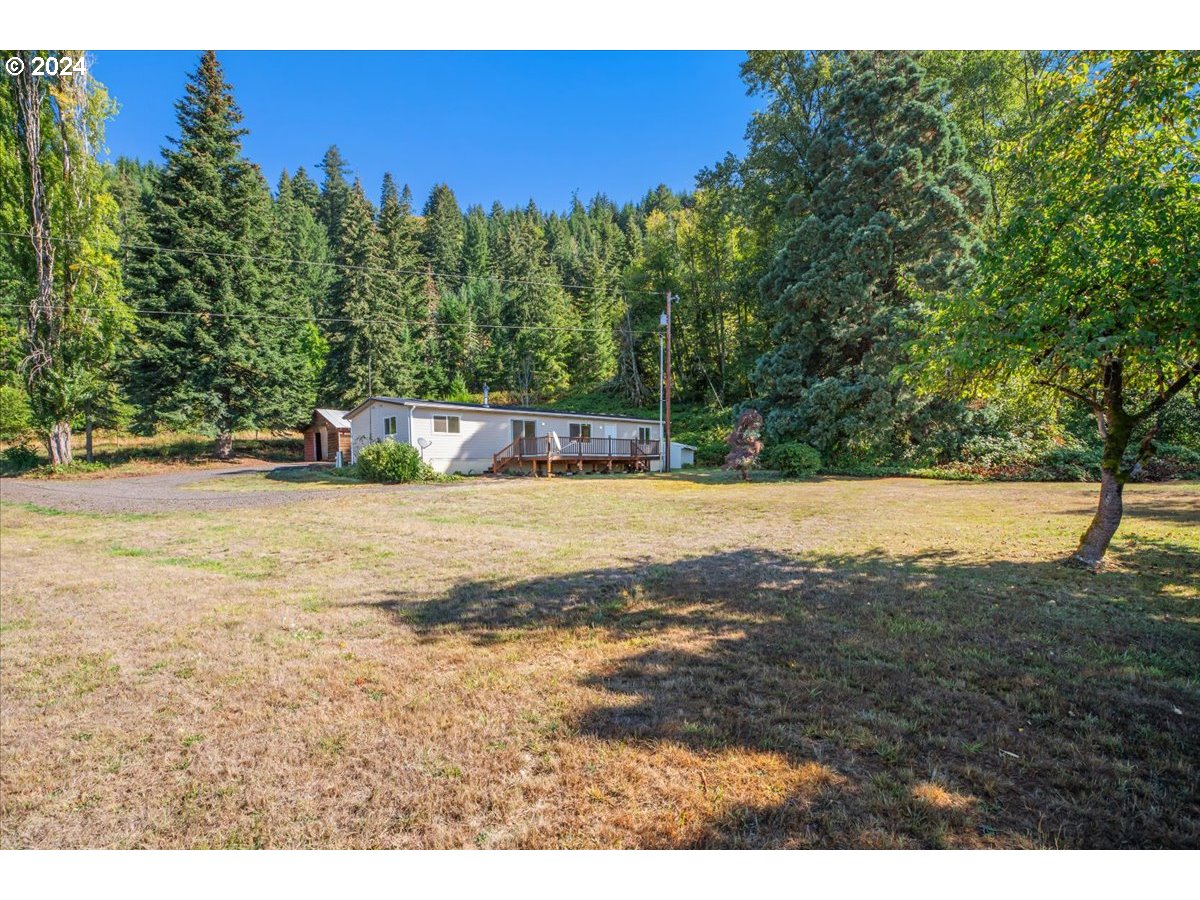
left=369, top=541, right=1200, bottom=848
left=262, top=465, right=363, bottom=486
left=1098, top=494, right=1200, bottom=528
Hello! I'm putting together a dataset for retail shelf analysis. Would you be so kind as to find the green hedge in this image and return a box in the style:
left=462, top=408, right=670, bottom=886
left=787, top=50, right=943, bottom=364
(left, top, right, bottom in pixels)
left=355, top=440, right=434, bottom=483
left=761, top=441, right=822, bottom=477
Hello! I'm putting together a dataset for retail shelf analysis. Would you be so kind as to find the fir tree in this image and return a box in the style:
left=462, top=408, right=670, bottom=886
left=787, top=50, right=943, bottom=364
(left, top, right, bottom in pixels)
left=289, top=165, right=322, bottom=216
left=414, top=269, right=446, bottom=395
left=275, top=169, right=334, bottom=319
left=460, top=277, right=507, bottom=389
left=421, top=183, right=464, bottom=289
left=275, top=169, right=334, bottom=390
left=753, top=52, right=987, bottom=463
left=129, top=51, right=312, bottom=458
left=461, top=205, right=491, bottom=278
left=317, top=145, right=351, bottom=247
left=434, top=288, right=474, bottom=390
left=493, top=204, right=573, bottom=401
left=374, top=172, right=423, bottom=393
left=322, top=180, right=415, bottom=406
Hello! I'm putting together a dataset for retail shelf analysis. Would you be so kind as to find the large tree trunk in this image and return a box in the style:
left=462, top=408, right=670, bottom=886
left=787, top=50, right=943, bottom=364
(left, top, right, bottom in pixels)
left=85, top=413, right=94, bottom=463
left=214, top=431, right=234, bottom=460
left=47, top=420, right=72, bottom=466
left=1071, top=365, right=1133, bottom=569
left=14, top=54, right=62, bottom=424
left=1072, top=467, right=1125, bottom=568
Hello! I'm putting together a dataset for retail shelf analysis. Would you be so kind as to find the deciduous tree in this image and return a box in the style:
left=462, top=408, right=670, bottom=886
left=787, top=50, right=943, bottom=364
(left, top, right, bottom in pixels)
left=920, top=51, right=1200, bottom=567
left=3, top=50, right=130, bottom=464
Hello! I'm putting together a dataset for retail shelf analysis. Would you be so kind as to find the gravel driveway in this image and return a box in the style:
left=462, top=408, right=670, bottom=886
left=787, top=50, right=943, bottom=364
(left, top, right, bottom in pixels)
left=0, top=462, right=388, bottom=514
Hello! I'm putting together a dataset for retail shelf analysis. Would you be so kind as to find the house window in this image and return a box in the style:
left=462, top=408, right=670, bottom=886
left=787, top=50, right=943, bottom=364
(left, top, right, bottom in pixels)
left=511, top=419, right=536, bottom=441
left=433, top=415, right=460, bottom=434
left=568, top=423, right=592, bottom=441
left=383, top=416, right=397, bottom=436
left=638, top=426, right=651, bottom=442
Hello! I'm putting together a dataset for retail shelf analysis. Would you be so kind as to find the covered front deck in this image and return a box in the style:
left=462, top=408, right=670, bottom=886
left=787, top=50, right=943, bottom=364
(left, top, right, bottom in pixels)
left=491, top=435, right=661, bottom=475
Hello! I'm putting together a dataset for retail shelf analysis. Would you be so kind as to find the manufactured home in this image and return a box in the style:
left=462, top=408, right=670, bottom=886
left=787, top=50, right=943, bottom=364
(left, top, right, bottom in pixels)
left=345, top=396, right=670, bottom=475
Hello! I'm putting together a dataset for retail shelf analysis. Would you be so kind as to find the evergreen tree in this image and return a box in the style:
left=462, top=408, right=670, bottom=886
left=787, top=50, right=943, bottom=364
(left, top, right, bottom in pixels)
left=322, top=180, right=415, bottom=406
left=493, top=204, right=573, bottom=401
left=317, top=145, right=351, bottom=247
left=289, top=165, right=322, bottom=216
left=421, top=183, right=464, bottom=288
left=275, top=169, right=334, bottom=390
left=414, top=269, right=446, bottom=395
left=461, top=204, right=491, bottom=278
left=754, top=52, right=987, bottom=464
left=129, top=51, right=313, bottom=458
left=374, top=172, right=423, bottom=393
left=460, top=277, right=508, bottom=389
left=276, top=169, right=334, bottom=318
left=434, top=288, right=474, bottom=390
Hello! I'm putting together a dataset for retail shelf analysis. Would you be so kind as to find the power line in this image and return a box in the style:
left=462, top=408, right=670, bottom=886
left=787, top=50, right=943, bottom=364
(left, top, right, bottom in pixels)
left=0, top=229, right=665, bottom=298
left=0, top=299, right=663, bottom=336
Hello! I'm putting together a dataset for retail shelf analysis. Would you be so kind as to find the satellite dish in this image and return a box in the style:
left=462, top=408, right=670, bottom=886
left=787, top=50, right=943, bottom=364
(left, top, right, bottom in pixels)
left=417, top=437, right=432, bottom=458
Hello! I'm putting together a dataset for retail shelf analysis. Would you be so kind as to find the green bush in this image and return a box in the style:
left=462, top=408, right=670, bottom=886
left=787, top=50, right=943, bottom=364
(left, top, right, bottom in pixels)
left=762, top=441, right=822, bottom=477
left=0, top=385, right=32, bottom=442
left=2, top=443, right=40, bottom=474
left=1029, top=446, right=1102, bottom=481
left=694, top=438, right=730, bottom=467
left=355, top=440, right=433, bottom=483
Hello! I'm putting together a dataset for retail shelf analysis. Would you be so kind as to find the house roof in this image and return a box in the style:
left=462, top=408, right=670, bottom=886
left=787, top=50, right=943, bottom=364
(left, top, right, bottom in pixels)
left=312, top=408, right=351, bottom=430
left=343, top=396, right=660, bottom=425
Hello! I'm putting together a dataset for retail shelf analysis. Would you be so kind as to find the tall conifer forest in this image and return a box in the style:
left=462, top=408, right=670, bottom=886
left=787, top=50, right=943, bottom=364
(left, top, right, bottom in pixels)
left=3, top=50, right=1198, bottom=495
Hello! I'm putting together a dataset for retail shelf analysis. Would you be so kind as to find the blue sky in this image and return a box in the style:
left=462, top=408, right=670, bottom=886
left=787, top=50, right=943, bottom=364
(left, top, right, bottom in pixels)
left=91, top=51, right=760, bottom=212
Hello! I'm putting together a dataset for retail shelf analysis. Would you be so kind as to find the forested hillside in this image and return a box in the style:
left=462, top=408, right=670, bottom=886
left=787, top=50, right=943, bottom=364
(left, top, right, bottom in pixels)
left=3, top=50, right=1197, bottom=562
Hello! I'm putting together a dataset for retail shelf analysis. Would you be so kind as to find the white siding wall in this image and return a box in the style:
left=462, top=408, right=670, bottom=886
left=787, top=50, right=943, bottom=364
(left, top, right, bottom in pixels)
left=347, top=401, right=410, bottom=462
left=348, top=400, right=662, bottom=474
left=408, top=406, right=661, bottom=474
left=670, top=443, right=695, bottom=469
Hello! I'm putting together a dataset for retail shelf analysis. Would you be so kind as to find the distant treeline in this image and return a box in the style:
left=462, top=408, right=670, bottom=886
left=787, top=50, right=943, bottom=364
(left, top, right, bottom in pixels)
left=3, top=51, right=1196, bottom=499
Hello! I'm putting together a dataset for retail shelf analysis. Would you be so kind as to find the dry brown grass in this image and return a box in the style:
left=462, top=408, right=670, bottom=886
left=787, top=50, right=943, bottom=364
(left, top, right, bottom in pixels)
left=2, top=429, right=303, bottom=479
left=1, top=472, right=1197, bottom=848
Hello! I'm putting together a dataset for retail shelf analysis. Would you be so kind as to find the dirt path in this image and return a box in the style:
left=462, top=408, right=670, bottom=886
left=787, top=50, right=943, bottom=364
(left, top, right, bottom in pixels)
left=0, top=462, right=391, bottom=514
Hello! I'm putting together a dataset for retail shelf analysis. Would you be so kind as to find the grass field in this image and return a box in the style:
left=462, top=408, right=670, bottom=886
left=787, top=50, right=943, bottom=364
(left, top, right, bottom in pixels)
left=1, top=471, right=1197, bottom=848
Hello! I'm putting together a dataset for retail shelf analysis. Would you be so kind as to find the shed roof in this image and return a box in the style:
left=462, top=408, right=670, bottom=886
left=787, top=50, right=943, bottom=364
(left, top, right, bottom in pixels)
left=311, top=408, right=351, bottom=430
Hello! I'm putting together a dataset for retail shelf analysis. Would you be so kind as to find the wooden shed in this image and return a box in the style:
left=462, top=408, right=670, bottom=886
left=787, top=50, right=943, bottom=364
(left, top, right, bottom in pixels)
left=303, top=409, right=351, bottom=463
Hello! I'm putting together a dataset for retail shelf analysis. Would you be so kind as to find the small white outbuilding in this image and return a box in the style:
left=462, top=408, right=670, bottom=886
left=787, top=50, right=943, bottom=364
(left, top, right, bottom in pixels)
left=670, top=442, right=697, bottom=470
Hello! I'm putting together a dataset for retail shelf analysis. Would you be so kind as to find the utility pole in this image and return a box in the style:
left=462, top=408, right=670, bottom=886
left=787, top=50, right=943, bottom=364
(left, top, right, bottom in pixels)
left=663, top=291, right=673, bottom=473
left=658, top=330, right=665, bottom=472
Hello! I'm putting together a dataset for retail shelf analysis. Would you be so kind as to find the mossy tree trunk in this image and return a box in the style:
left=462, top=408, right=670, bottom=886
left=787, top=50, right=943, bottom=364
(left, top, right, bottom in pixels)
left=1067, top=358, right=1196, bottom=569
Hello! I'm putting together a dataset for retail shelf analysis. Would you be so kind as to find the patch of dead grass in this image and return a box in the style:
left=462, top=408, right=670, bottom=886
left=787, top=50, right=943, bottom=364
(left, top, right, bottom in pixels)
left=1, top=475, right=1197, bottom=848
